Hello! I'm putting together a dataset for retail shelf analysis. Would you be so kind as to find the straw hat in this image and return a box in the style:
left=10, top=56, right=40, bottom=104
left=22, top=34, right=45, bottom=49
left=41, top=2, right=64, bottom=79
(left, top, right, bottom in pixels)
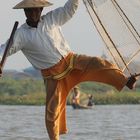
left=13, top=0, right=53, bottom=9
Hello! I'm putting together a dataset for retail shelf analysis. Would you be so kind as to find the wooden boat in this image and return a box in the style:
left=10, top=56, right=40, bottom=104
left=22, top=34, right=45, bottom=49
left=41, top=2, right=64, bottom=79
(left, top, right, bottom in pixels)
left=72, top=103, right=92, bottom=109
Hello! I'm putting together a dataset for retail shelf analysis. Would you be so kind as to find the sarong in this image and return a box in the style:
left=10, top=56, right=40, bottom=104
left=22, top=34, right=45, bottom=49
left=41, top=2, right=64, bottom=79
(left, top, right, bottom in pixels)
left=41, top=52, right=128, bottom=140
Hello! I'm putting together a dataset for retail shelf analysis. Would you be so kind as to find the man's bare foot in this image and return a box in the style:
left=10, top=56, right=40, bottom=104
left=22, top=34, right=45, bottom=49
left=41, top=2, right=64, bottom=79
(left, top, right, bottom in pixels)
left=126, top=75, right=137, bottom=89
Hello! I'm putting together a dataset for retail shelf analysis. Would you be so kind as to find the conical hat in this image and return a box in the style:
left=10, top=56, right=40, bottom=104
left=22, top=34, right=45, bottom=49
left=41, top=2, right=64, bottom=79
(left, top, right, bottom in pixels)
left=13, top=0, right=53, bottom=9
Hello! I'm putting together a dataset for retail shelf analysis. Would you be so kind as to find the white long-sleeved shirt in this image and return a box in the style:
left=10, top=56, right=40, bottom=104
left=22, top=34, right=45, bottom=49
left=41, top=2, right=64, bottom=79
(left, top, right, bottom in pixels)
left=0, top=0, right=79, bottom=70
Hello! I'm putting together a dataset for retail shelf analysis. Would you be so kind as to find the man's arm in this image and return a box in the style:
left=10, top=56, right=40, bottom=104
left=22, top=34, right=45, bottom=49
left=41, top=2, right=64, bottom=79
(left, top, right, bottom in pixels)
left=46, top=0, right=79, bottom=26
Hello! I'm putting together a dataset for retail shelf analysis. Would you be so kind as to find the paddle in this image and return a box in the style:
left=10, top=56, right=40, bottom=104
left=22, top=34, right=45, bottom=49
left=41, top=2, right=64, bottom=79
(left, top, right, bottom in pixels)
left=0, top=21, right=19, bottom=76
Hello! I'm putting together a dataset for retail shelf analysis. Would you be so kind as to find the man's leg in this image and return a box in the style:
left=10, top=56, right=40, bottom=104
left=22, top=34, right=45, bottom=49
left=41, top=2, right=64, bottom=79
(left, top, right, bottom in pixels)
left=73, top=55, right=129, bottom=91
left=44, top=78, right=60, bottom=140
left=44, top=78, right=73, bottom=140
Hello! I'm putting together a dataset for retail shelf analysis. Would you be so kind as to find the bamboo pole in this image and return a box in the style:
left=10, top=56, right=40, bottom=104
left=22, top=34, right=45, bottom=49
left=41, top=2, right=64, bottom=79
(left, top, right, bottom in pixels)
left=0, top=21, right=19, bottom=75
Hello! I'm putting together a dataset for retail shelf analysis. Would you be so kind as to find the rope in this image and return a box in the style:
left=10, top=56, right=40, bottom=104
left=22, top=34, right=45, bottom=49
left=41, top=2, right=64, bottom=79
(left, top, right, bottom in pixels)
left=83, top=0, right=132, bottom=75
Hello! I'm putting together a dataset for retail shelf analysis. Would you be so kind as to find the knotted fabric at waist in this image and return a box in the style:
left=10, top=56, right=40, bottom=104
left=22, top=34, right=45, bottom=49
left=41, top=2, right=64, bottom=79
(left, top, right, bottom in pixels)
left=41, top=52, right=77, bottom=80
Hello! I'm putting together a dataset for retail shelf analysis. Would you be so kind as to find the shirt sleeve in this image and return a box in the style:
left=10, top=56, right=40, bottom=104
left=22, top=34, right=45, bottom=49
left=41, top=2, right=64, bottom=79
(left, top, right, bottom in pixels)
left=0, top=29, right=23, bottom=57
left=46, top=0, right=79, bottom=26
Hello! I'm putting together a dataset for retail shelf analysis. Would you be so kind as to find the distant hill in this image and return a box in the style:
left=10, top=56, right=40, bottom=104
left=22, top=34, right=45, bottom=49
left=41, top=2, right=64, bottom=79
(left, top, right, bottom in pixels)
left=23, top=67, right=42, bottom=79
left=3, top=67, right=42, bottom=80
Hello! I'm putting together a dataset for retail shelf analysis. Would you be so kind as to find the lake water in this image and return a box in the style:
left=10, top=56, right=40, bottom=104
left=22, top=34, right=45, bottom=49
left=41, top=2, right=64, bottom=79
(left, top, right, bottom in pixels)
left=0, top=105, right=140, bottom=140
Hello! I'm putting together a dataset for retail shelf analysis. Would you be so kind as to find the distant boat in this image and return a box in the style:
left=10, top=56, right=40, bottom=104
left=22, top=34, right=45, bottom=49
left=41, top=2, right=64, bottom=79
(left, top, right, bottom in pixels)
left=72, top=103, right=93, bottom=109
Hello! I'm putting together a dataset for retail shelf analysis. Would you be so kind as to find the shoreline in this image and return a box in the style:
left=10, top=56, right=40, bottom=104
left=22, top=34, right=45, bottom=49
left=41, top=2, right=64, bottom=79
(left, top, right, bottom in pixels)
left=0, top=91, right=140, bottom=105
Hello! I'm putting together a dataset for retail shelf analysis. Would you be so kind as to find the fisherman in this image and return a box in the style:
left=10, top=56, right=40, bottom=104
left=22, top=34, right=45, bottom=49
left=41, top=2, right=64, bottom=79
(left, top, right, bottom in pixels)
left=0, top=0, right=137, bottom=139
left=71, top=86, right=81, bottom=109
left=87, top=94, right=94, bottom=107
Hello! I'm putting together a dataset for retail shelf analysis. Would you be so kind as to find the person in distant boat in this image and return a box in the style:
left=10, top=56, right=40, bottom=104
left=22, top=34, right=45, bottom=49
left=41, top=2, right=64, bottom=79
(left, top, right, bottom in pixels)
left=0, top=0, right=138, bottom=139
left=87, top=94, right=94, bottom=107
left=71, top=86, right=81, bottom=109
left=71, top=86, right=92, bottom=109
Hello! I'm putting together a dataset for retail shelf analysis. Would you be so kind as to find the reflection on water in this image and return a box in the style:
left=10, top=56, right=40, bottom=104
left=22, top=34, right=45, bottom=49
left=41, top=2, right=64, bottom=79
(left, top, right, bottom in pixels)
left=0, top=105, right=140, bottom=140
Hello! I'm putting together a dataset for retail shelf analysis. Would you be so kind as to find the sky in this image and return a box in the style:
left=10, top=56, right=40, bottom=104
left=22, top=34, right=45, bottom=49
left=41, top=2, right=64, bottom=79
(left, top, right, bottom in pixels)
left=0, top=0, right=105, bottom=71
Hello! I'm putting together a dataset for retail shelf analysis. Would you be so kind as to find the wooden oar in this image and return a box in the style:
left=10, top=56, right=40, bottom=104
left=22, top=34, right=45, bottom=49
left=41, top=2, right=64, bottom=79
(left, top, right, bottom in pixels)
left=0, top=21, right=19, bottom=75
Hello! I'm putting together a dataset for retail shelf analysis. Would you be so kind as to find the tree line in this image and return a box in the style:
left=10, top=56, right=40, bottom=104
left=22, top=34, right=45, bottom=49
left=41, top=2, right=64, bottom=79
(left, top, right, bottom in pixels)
left=0, top=77, right=45, bottom=96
